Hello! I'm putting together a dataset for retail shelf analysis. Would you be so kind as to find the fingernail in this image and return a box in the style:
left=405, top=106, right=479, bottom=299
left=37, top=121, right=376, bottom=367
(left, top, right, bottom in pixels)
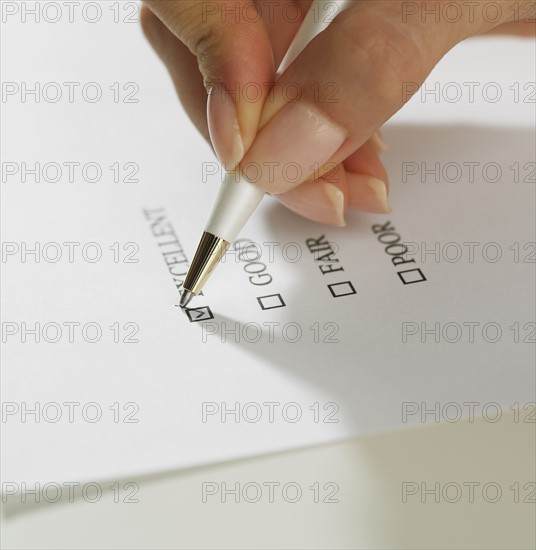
left=277, top=181, right=346, bottom=227
left=241, top=102, right=347, bottom=194
left=349, top=175, right=392, bottom=213
left=207, top=85, right=244, bottom=170
left=370, top=132, right=388, bottom=154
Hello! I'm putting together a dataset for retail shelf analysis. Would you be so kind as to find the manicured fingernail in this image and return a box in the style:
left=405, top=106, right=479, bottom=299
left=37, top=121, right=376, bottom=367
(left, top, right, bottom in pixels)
left=371, top=132, right=388, bottom=154
left=349, top=175, right=392, bottom=213
left=277, top=181, right=346, bottom=227
left=241, top=103, right=347, bottom=194
left=207, top=85, right=244, bottom=170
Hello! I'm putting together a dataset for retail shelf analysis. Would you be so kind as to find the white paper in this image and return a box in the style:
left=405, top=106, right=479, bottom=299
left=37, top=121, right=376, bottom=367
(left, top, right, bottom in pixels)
left=1, top=3, right=535, bottom=489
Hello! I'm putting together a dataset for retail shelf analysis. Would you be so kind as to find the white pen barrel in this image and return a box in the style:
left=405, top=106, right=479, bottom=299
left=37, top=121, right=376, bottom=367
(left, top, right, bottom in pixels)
left=204, top=0, right=351, bottom=246
left=204, top=171, right=265, bottom=244
left=276, top=0, right=347, bottom=78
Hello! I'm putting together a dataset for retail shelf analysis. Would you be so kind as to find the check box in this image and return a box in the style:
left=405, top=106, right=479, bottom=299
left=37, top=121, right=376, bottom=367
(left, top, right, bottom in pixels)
left=257, top=293, right=286, bottom=310
left=397, top=268, right=427, bottom=285
left=328, top=281, right=356, bottom=298
left=185, top=306, right=214, bottom=322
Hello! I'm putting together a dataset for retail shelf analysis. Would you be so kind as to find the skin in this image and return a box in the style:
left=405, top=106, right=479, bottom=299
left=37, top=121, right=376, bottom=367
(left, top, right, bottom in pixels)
left=140, top=0, right=535, bottom=225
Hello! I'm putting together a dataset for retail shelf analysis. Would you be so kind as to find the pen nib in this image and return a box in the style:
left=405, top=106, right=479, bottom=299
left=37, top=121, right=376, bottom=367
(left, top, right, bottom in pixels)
left=180, top=290, right=194, bottom=309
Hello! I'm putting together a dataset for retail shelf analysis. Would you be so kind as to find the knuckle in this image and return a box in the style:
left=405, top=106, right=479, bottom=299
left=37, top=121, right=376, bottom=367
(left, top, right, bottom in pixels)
left=152, top=1, right=220, bottom=55
left=145, top=0, right=223, bottom=86
left=342, top=19, right=431, bottom=108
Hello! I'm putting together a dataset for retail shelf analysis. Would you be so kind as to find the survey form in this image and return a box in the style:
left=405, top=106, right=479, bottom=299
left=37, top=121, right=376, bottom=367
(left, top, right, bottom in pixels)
left=1, top=8, right=535, bottom=490
left=2, top=118, right=535, bottom=488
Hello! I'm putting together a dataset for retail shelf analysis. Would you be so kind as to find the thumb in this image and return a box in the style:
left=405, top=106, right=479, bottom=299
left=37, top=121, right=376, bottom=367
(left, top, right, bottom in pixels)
left=144, top=0, right=275, bottom=168
left=240, top=0, right=521, bottom=194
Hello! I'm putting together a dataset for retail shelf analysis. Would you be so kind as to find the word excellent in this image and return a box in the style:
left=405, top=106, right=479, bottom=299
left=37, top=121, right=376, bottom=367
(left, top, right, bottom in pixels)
left=143, top=207, right=189, bottom=294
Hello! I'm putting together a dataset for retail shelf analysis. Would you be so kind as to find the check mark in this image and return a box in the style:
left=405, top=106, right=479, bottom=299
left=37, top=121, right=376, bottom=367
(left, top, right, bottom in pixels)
left=183, top=305, right=214, bottom=323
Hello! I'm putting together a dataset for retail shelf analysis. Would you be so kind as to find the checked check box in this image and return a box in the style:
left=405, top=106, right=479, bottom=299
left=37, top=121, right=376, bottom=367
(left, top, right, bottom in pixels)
left=185, top=306, right=214, bottom=323
left=257, top=293, right=286, bottom=310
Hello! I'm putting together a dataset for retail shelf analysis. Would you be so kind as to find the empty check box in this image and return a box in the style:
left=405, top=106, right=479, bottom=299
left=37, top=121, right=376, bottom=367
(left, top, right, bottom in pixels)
left=397, top=268, right=427, bottom=285
left=328, top=281, right=356, bottom=298
left=185, top=306, right=214, bottom=322
left=257, top=293, right=286, bottom=310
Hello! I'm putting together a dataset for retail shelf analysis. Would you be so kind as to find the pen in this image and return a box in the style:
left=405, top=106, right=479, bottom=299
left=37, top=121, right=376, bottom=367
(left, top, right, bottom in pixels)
left=180, top=0, right=349, bottom=308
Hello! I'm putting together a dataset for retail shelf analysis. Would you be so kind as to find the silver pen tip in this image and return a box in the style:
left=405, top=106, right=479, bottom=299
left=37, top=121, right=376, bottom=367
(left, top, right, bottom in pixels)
left=180, top=290, right=194, bottom=309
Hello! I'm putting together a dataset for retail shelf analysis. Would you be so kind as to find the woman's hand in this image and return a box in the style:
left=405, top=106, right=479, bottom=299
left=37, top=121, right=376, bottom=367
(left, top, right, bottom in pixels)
left=141, top=0, right=535, bottom=226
